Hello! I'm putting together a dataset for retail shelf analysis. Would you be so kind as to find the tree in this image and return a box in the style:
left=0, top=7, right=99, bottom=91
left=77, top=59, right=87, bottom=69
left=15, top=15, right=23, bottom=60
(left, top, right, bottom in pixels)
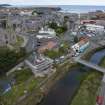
left=13, top=24, right=16, bottom=30
left=74, top=36, right=79, bottom=43
left=55, top=26, right=67, bottom=36
left=32, top=10, right=37, bottom=15
left=59, top=43, right=69, bottom=55
left=48, top=22, right=57, bottom=29
left=64, top=16, right=69, bottom=23
left=0, top=47, right=26, bottom=75
left=44, top=50, right=59, bottom=59
left=1, top=20, right=7, bottom=29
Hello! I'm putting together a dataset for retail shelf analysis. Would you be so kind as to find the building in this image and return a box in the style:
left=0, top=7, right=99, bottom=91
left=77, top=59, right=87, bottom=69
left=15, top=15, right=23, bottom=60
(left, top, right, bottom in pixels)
left=25, top=54, right=54, bottom=77
left=20, top=11, right=32, bottom=16
left=0, top=18, right=17, bottom=46
left=35, top=27, right=59, bottom=53
left=81, top=20, right=96, bottom=24
left=24, top=31, right=54, bottom=77
left=37, top=36, right=59, bottom=52
left=95, top=20, right=105, bottom=27
left=36, top=33, right=55, bottom=39
left=36, top=36, right=59, bottom=53
left=38, top=41, right=58, bottom=53
left=85, top=24, right=104, bottom=32
left=71, top=37, right=89, bottom=54
left=22, top=16, right=42, bottom=32
left=38, top=27, right=56, bottom=36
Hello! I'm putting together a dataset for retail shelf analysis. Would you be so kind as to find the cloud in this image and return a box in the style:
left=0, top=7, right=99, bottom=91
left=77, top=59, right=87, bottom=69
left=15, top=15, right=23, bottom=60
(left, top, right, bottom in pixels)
left=0, top=0, right=105, bottom=5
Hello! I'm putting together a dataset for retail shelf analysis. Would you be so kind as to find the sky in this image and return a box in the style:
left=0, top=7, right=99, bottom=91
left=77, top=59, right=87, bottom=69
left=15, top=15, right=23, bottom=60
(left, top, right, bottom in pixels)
left=0, top=0, right=105, bottom=6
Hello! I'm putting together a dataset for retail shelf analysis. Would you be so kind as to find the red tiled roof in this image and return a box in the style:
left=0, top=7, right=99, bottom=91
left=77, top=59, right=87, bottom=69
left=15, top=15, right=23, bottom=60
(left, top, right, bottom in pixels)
left=38, top=41, right=57, bottom=53
left=81, top=20, right=96, bottom=24
left=78, top=37, right=89, bottom=47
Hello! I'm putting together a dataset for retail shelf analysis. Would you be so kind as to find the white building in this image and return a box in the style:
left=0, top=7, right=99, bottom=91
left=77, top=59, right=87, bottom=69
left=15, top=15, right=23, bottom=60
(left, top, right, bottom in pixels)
left=39, top=27, right=56, bottom=36
left=71, top=38, right=90, bottom=54
left=85, top=24, right=104, bottom=32
left=36, top=33, right=55, bottom=39
left=20, top=11, right=32, bottom=16
left=36, top=27, right=56, bottom=39
left=25, top=55, right=54, bottom=77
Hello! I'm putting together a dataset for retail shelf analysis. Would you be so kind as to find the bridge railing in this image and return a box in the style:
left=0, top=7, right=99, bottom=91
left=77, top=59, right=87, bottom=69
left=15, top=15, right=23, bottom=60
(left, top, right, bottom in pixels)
left=74, top=57, right=105, bottom=73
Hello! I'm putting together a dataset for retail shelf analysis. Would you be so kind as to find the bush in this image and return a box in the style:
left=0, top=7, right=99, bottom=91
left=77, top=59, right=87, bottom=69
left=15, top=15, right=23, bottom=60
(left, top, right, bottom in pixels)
left=0, top=47, right=26, bottom=74
left=48, top=22, right=67, bottom=35
left=55, top=26, right=67, bottom=34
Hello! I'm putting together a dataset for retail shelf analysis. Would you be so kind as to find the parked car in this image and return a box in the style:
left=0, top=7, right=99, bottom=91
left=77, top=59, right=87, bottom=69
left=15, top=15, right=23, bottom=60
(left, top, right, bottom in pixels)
left=96, top=96, right=104, bottom=105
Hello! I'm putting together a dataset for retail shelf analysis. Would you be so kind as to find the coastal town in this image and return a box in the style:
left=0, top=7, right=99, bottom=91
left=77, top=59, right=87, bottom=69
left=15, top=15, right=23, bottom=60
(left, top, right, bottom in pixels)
left=0, top=5, right=105, bottom=105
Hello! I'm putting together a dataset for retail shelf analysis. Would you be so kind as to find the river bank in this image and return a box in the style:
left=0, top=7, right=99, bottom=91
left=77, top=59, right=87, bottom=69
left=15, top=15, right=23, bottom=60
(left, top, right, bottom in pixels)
left=39, top=67, right=87, bottom=105
left=14, top=60, right=78, bottom=105
left=70, top=70, right=103, bottom=105
left=19, top=46, right=105, bottom=105
left=70, top=47, right=105, bottom=105
left=99, top=56, right=105, bottom=68
left=38, top=47, right=105, bottom=105
left=37, top=61, right=79, bottom=105
left=82, top=45, right=105, bottom=60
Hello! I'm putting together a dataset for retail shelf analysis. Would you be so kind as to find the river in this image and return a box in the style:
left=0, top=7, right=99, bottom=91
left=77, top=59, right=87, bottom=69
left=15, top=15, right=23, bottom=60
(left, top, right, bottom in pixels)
left=39, top=49, right=105, bottom=105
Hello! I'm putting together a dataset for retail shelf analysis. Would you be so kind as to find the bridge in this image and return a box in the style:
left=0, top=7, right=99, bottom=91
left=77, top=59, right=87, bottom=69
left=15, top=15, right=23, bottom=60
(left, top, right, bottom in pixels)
left=74, top=57, right=105, bottom=73
left=74, top=57, right=105, bottom=105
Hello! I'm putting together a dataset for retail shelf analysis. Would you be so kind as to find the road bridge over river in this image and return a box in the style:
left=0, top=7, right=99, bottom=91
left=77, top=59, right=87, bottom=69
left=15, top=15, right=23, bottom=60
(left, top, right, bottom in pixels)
left=74, top=57, right=105, bottom=73
left=74, top=57, right=105, bottom=105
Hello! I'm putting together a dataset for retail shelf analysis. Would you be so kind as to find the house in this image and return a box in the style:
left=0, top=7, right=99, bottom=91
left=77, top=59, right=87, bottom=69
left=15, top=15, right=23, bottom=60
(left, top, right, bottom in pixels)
left=71, top=37, right=89, bottom=54
left=81, top=20, right=96, bottom=24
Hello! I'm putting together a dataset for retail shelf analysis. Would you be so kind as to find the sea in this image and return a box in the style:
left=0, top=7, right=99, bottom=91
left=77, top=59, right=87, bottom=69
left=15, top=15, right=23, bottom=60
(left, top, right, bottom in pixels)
left=60, top=5, right=105, bottom=13
left=8, top=5, right=105, bottom=13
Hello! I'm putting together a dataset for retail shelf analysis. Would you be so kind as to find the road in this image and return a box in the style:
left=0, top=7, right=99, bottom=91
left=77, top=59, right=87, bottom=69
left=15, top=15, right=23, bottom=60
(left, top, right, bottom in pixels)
left=74, top=57, right=105, bottom=73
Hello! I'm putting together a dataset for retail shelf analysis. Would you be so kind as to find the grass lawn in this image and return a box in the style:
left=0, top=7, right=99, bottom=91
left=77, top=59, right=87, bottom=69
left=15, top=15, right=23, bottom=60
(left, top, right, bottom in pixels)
left=71, top=71, right=102, bottom=105
left=12, top=36, right=24, bottom=48
left=9, top=68, right=33, bottom=84
left=100, top=57, right=105, bottom=68
left=0, top=68, right=40, bottom=105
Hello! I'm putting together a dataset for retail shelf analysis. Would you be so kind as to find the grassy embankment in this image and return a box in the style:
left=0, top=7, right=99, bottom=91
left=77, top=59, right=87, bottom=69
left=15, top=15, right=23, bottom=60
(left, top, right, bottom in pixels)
left=70, top=47, right=105, bottom=105
left=70, top=71, right=102, bottom=105
left=0, top=47, right=26, bottom=74
left=0, top=60, right=76, bottom=105
left=11, top=36, right=24, bottom=49
left=99, top=57, right=105, bottom=68
left=15, top=60, right=78, bottom=105
left=0, top=68, right=41, bottom=105
left=82, top=45, right=105, bottom=60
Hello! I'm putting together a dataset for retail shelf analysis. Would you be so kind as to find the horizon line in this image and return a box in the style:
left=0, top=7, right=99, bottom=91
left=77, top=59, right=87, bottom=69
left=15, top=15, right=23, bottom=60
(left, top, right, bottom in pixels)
left=1, top=4, right=105, bottom=6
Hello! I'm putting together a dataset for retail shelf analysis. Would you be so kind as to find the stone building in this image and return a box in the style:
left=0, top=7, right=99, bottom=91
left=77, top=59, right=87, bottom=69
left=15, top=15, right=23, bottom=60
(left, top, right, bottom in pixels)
left=0, top=18, right=16, bottom=46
